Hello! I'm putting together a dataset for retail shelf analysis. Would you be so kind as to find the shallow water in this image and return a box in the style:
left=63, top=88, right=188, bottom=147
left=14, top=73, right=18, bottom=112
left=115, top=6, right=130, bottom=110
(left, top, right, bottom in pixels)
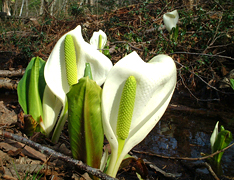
left=135, top=94, right=234, bottom=178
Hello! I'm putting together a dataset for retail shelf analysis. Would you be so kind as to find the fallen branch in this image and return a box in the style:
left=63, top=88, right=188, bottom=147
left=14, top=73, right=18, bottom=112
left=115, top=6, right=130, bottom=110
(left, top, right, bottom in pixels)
left=0, top=78, right=19, bottom=90
left=0, top=130, right=117, bottom=180
left=132, top=142, right=234, bottom=161
left=0, top=69, right=25, bottom=77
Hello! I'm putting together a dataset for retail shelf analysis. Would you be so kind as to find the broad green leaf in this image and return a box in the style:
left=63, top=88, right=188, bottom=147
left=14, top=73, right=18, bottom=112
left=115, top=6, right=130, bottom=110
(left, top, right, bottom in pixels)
left=213, top=130, right=233, bottom=163
left=67, top=77, right=103, bottom=169
left=17, top=57, right=46, bottom=123
left=28, top=57, right=44, bottom=123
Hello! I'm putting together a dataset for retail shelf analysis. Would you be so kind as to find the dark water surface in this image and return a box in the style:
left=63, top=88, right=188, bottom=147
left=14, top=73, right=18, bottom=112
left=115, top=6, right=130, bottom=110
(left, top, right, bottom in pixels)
left=135, top=92, right=234, bottom=179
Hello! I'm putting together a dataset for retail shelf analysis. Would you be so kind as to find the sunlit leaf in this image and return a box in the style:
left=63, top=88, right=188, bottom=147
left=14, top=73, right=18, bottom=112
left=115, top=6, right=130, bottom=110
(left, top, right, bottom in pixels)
left=17, top=57, right=46, bottom=123
left=67, top=77, right=103, bottom=169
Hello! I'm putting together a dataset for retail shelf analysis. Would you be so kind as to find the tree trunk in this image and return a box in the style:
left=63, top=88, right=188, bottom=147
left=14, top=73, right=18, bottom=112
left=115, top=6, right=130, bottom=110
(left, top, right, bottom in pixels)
left=50, top=0, right=57, bottom=16
left=19, top=0, right=25, bottom=16
left=2, top=0, right=11, bottom=16
left=63, top=0, right=68, bottom=17
left=89, top=0, right=94, bottom=6
left=13, top=0, right=18, bottom=15
left=40, top=0, right=44, bottom=15
left=25, top=0, right=28, bottom=16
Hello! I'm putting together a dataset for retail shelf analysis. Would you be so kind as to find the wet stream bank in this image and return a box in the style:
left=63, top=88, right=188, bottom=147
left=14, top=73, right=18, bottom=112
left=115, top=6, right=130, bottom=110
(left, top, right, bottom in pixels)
left=134, top=91, right=234, bottom=179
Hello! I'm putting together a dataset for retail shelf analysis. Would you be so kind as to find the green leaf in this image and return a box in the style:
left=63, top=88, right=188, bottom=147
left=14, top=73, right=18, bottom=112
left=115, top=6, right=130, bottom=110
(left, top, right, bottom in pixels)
left=213, top=130, right=233, bottom=163
left=103, top=46, right=111, bottom=59
left=67, top=77, right=104, bottom=169
left=220, top=125, right=225, bottom=132
left=17, top=57, right=46, bottom=124
left=28, top=57, right=44, bottom=123
left=84, top=63, right=93, bottom=80
left=230, top=79, right=234, bottom=90
left=174, top=25, right=179, bottom=41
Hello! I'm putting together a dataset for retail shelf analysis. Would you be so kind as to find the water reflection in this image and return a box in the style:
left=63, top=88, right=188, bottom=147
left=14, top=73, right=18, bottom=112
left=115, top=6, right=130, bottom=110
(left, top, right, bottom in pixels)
left=136, top=109, right=234, bottom=177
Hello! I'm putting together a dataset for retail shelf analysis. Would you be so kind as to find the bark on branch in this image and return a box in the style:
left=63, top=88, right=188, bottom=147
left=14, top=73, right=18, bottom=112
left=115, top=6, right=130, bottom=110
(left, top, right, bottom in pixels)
left=0, top=69, right=25, bottom=77
left=0, top=78, right=19, bottom=90
left=0, top=69, right=25, bottom=90
left=0, top=130, right=117, bottom=180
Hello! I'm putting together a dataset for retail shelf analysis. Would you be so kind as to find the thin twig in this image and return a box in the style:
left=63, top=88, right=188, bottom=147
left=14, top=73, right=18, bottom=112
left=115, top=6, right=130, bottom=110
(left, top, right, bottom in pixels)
left=111, top=41, right=143, bottom=51
left=143, top=159, right=181, bottom=179
left=132, top=142, right=234, bottom=161
left=175, top=60, right=234, bottom=96
left=194, top=162, right=220, bottom=180
left=178, top=69, right=203, bottom=101
left=206, top=43, right=233, bottom=49
left=169, top=51, right=234, bottom=61
left=0, top=130, right=117, bottom=180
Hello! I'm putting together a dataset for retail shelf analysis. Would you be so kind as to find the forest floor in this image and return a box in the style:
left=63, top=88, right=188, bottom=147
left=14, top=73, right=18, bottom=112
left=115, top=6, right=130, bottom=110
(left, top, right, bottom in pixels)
left=0, top=0, right=234, bottom=179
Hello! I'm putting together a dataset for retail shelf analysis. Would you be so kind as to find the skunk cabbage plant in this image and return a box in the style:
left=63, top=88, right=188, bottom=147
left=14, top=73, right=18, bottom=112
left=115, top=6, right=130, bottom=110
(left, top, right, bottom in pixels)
left=90, top=30, right=107, bottom=52
left=102, top=51, right=177, bottom=177
left=43, top=25, right=113, bottom=142
left=210, top=121, right=233, bottom=164
left=17, top=57, right=46, bottom=135
left=163, top=10, right=179, bottom=32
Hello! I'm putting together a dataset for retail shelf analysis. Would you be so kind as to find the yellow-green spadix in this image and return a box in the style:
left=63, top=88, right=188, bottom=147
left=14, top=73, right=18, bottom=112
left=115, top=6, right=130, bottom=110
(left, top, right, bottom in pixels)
left=43, top=25, right=113, bottom=142
left=117, top=75, right=136, bottom=159
left=102, top=51, right=177, bottom=177
left=64, top=34, right=78, bottom=86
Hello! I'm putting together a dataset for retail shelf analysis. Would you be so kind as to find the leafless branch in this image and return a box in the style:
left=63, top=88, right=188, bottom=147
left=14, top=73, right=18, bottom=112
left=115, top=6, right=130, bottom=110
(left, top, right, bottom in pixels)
left=0, top=130, right=117, bottom=180
left=132, top=142, right=234, bottom=161
left=0, top=69, right=25, bottom=77
left=0, top=78, right=19, bottom=90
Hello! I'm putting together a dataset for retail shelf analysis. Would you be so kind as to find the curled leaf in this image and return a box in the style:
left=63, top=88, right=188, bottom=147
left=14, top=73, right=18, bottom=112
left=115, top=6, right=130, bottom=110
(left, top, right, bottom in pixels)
left=67, top=77, right=104, bottom=169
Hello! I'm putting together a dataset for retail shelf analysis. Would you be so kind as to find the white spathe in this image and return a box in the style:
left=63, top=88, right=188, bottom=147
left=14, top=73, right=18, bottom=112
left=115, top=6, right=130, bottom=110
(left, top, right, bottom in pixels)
left=210, top=121, right=219, bottom=153
left=102, top=51, right=177, bottom=177
left=43, top=25, right=113, bottom=142
left=42, top=85, right=62, bottom=137
left=90, top=30, right=107, bottom=50
left=163, top=10, right=179, bottom=32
